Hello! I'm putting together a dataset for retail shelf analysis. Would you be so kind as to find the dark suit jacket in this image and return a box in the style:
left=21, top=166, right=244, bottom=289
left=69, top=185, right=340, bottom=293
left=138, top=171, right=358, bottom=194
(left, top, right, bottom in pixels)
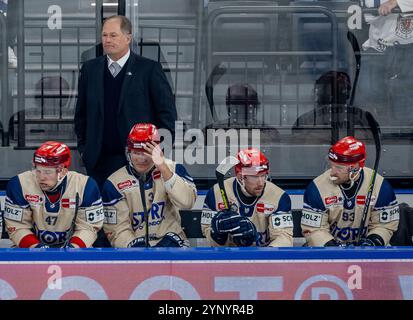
left=74, top=52, right=177, bottom=171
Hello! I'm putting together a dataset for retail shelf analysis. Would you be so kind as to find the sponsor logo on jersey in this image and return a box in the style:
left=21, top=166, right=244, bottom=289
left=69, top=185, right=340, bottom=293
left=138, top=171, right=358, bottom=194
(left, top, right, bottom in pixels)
left=35, top=227, right=68, bottom=245
left=356, top=195, right=376, bottom=205
left=201, top=209, right=216, bottom=224
left=330, top=222, right=367, bottom=242
left=61, top=198, right=76, bottom=209
left=85, top=206, right=105, bottom=224
left=4, top=205, right=23, bottom=222
left=325, top=196, right=338, bottom=205
left=103, top=208, right=117, bottom=224
left=271, top=213, right=293, bottom=228
left=131, top=201, right=165, bottom=231
left=301, top=211, right=322, bottom=228
left=379, top=206, right=400, bottom=223
left=256, top=203, right=275, bottom=215
left=117, top=180, right=134, bottom=191
left=25, top=194, right=40, bottom=203
left=152, top=170, right=161, bottom=180
left=356, top=195, right=366, bottom=205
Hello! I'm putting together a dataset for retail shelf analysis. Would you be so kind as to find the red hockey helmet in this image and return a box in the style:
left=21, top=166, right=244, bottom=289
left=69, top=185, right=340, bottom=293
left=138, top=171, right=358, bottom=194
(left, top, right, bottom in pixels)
left=33, top=141, right=71, bottom=168
left=235, top=148, right=269, bottom=176
left=127, top=123, right=160, bottom=151
left=328, top=136, right=366, bottom=168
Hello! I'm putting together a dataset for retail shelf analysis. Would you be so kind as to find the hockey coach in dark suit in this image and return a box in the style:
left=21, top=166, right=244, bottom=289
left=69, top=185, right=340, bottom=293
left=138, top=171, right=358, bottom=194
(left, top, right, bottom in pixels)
left=74, top=15, right=177, bottom=190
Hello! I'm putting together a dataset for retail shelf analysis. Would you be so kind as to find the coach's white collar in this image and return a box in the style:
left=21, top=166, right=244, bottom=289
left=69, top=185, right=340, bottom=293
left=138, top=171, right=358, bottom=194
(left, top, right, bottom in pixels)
left=107, top=49, right=130, bottom=69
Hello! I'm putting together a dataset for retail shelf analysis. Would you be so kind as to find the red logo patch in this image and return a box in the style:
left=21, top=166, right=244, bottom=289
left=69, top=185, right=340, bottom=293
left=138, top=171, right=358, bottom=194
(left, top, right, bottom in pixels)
left=117, top=180, right=133, bottom=190
left=62, top=198, right=77, bottom=208
left=256, top=203, right=264, bottom=213
left=25, top=194, right=40, bottom=203
left=152, top=170, right=161, bottom=180
left=356, top=195, right=366, bottom=205
left=256, top=203, right=275, bottom=214
left=325, top=196, right=338, bottom=205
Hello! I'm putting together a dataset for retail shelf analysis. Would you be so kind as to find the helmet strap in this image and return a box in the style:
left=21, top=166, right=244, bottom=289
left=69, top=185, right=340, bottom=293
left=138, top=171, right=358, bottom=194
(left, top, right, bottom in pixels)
left=48, top=168, right=66, bottom=192
left=236, top=176, right=253, bottom=197
left=341, top=166, right=361, bottom=190
left=128, top=159, right=155, bottom=182
left=126, top=149, right=132, bottom=167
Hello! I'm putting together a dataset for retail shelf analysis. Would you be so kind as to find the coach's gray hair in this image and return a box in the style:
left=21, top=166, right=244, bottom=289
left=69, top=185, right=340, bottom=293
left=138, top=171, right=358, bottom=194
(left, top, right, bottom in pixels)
left=103, top=15, right=132, bottom=35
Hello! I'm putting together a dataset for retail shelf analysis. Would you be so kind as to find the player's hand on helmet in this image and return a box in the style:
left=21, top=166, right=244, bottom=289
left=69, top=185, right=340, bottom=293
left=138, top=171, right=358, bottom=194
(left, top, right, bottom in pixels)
left=231, top=218, right=257, bottom=247
left=34, top=243, right=50, bottom=248
left=143, top=141, right=165, bottom=167
left=154, top=232, right=185, bottom=247
left=127, top=237, right=148, bottom=248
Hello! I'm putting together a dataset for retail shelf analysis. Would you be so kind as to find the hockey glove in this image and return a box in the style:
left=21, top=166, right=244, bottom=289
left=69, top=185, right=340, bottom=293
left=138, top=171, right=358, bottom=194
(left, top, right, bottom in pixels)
left=210, top=210, right=243, bottom=245
left=212, top=210, right=243, bottom=233
left=127, top=237, right=148, bottom=248
left=34, top=243, right=50, bottom=248
left=232, top=218, right=258, bottom=247
left=154, top=232, right=185, bottom=247
left=62, top=243, right=76, bottom=248
left=324, top=239, right=341, bottom=247
left=358, top=234, right=385, bottom=246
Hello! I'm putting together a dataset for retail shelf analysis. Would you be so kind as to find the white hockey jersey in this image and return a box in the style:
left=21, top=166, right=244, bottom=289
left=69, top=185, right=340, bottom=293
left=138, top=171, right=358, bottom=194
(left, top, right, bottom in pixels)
left=301, top=167, right=399, bottom=246
left=363, top=0, right=413, bottom=51
left=101, top=160, right=197, bottom=247
left=4, top=171, right=104, bottom=248
left=201, top=177, right=293, bottom=247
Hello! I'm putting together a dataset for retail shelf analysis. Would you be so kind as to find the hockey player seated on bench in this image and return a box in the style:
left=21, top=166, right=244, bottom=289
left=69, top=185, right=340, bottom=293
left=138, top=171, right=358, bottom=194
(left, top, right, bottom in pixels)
left=180, top=203, right=412, bottom=247
left=4, top=141, right=104, bottom=248
left=181, top=208, right=305, bottom=247
left=201, top=148, right=294, bottom=247
left=101, top=123, right=197, bottom=248
left=301, top=136, right=399, bottom=247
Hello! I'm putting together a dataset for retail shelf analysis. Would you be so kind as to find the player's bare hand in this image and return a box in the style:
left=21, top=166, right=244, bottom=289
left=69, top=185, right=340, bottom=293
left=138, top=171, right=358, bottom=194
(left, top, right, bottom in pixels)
left=378, top=0, right=398, bottom=16
left=143, top=141, right=165, bottom=167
